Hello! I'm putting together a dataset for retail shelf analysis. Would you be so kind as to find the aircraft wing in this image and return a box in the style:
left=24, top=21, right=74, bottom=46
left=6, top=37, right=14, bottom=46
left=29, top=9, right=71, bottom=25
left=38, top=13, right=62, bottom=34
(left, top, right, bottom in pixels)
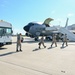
left=43, top=18, right=54, bottom=26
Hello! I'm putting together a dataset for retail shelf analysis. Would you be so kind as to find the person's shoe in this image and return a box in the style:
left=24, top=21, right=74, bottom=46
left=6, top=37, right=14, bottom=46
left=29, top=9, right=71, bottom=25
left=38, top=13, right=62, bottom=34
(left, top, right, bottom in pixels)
left=44, top=46, right=46, bottom=48
left=20, top=50, right=22, bottom=52
left=62, top=45, right=64, bottom=48
left=39, top=47, right=41, bottom=49
left=16, top=50, right=19, bottom=52
left=51, top=45, right=52, bottom=47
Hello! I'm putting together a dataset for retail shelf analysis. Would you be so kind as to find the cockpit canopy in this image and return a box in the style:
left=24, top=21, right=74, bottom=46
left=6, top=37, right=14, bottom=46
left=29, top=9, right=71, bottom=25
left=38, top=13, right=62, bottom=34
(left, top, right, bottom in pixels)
left=23, top=22, right=35, bottom=32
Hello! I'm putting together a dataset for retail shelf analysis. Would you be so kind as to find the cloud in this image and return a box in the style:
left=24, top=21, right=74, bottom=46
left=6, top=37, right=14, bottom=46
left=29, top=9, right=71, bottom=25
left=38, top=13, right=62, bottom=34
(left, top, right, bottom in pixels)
left=67, top=13, right=74, bottom=17
left=0, top=0, right=9, bottom=7
left=51, top=18, right=66, bottom=26
left=13, top=28, right=25, bottom=35
left=54, top=18, right=64, bottom=24
left=4, top=0, right=8, bottom=3
left=55, top=18, right=62, bottom=21
left=51, top=18, right=61, bottom=25
left=51, top=10, right=56, bottom=14
left=1, top=4, right=5, bottom=7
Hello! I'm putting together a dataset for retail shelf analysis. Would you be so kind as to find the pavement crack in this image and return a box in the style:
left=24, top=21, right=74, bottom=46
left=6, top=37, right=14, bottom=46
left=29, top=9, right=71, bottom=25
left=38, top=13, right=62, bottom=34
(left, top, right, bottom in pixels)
left=0, top=60, right=52, bottom=75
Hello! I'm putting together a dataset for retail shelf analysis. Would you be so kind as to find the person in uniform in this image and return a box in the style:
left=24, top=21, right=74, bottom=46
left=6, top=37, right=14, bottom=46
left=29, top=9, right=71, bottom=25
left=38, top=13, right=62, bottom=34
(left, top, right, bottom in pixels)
left=62, top=34, right=68, bottom=47
left=16, top=33, right=22, bottom=52
left=51, top=34, right=57, bottom=47
left=38, top=36, right=46, bottom=49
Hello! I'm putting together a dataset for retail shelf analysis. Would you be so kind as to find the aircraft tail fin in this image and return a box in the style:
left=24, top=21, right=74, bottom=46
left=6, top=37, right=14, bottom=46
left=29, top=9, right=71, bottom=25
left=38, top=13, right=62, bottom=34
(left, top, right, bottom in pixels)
left=65, top=18, right=69, bottom=28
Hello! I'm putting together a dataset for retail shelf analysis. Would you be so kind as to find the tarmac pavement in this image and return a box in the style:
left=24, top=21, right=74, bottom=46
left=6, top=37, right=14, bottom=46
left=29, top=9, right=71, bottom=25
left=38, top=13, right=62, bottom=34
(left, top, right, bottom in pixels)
left=0, top=37, right=75, bottom=75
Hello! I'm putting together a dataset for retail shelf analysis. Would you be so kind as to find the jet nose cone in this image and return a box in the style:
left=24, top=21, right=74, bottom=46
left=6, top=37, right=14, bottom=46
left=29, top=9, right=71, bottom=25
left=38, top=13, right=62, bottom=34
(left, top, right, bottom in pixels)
left=23, top=25, right=29, bottom=32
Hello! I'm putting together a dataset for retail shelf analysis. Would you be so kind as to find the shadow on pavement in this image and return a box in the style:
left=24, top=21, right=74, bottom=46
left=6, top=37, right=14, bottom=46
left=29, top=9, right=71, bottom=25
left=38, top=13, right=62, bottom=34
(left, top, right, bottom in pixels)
left=48, top=46, right=56, bottom=49
left=60, top=46, right=68, bottom=49
left=0, top=51, right=17, bottom=57
left=33, top=48, right=45, bottom=51
left=0, top=48, right=7, bottom=50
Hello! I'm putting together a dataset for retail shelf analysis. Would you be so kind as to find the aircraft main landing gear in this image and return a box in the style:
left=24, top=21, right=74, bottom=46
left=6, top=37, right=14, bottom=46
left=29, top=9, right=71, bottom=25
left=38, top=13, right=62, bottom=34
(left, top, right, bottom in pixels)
left=34, top=37, right=38, bottom=41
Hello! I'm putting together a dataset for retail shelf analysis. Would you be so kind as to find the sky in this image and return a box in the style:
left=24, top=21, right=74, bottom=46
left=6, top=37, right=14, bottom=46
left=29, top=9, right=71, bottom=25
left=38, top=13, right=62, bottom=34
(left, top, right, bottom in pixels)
left=0, top=0, right=75, bottom=35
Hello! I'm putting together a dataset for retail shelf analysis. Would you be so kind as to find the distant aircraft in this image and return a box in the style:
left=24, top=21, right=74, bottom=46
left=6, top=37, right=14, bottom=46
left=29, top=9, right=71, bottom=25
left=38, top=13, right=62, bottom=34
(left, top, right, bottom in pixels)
left=23, top=18, right=59, bottom=41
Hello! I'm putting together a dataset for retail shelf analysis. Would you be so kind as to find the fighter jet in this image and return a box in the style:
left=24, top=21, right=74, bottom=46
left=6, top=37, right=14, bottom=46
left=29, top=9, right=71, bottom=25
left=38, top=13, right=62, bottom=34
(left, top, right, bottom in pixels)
left=23, top=18, right=58, bottom=41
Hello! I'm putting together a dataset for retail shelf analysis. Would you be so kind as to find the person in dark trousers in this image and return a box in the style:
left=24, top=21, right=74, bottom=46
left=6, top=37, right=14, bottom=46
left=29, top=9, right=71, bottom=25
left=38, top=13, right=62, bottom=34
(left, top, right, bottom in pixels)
left=62, top=34, right=68, bottom=47
left=38, top=36, right=46, bottom=49
left=16, top=33, right=22, bottom=52
left=51, top=34, right=57, bottom=47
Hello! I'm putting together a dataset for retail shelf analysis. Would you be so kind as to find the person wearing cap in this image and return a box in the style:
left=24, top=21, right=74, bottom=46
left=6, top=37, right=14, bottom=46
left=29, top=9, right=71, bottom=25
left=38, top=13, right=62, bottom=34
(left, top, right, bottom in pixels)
left=51, top=34, right=57, bottom=47
left=38, top=36, right=46, bottom=49
left=16, top=33, right=22, bottom=52
left=62, top=34, right=68, bottom=47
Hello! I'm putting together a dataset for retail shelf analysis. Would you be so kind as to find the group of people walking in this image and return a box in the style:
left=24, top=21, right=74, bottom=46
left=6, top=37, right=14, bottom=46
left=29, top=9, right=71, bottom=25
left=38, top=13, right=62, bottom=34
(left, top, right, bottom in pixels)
left=16, top=33, right=68, bottom=52
left=38, top=33, right=68, bottom=49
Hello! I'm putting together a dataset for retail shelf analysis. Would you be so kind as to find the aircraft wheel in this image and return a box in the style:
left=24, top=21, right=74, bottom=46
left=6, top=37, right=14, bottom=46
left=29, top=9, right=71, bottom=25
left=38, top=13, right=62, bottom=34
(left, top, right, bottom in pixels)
left=45, top=36, right=52, bottom=41
left=34, top=37, right=38, bottom=41
left=0, top=43, right=4, bottom=47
